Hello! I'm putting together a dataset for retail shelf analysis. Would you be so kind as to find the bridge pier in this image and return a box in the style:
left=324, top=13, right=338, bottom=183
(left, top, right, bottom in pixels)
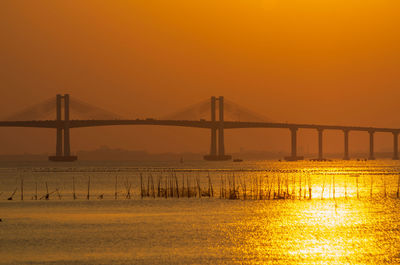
left=64, top=94, right=71, bottom=157
left=56, top=94, right=63, bottom=156
left=284, top=127, right=303, bottom=161
left=49, top=94, right=77, bottom=162
left=343, top=129, right=349, bottom=160
left=204, top=96, right=231, bottom=161
left=393, top=132, right=399, bottom=160
left=210, top=97, right=217, bottom=157
left=369, top=130, right=375, bottom=160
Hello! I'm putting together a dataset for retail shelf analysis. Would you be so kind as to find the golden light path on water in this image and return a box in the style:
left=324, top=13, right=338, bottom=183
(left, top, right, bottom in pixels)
left=220, top=198, right=400, bottom=264
left=1, top=160, right=400, bottom=264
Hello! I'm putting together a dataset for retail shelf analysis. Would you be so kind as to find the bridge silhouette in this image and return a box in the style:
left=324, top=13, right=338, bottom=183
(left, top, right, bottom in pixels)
left=1, top=94, right=399, bottom=161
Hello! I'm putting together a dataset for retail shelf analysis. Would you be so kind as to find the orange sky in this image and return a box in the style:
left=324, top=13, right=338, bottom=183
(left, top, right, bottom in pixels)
left=1, top=1, right=400, bottom=156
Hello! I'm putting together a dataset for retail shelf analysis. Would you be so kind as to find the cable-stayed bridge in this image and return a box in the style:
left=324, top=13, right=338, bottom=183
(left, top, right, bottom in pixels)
left=1, top=94, right=399, bottom=161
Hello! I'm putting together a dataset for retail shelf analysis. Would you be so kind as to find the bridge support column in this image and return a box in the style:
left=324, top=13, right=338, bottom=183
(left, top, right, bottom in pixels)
left=49, top=94, right=77, bottom=162
left=369, top=131, right=375, bottom=160
left=343, top=130, right=349, bottom=160
left=56, top=94, right=63, bottom=156
left=204, top=96, right=231, bottom=161
left=64, top=94, right=71, bottom=157
left=284, top=127, right=303, bottom=161
left=218, top=96, right=225, bottom=157
left=217, top=96, right=231, bottom=160
left=318, top=128, right=323, bottom=160
left=210, top=96, right=217, bottom=156
left=393, top=132, right=399, bottom=160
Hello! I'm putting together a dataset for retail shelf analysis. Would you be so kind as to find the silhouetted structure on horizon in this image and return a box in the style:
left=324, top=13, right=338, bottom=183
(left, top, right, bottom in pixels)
left=203, top=96, right=232, bottom=161
left=48, top=94, right=77, bottom=161
left=0, top=94, right=399, bottom=162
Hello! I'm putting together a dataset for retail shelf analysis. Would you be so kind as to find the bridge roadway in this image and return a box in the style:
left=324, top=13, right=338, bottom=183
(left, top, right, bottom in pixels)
left=0, top=119, right=399, bottom=133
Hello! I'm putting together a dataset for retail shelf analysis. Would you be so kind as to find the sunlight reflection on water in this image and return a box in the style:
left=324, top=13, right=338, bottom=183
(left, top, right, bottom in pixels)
left=1, top=160, right=400, bottom=264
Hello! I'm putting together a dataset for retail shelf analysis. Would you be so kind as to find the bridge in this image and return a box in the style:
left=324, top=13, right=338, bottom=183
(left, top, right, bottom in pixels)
left=1, top=94, right=399, bottom=161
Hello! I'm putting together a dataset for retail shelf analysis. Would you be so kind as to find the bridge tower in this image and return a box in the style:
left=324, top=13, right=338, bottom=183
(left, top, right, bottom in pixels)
left=48, top=94, right=77, bottom=162
left=203, top=96, right=232, bottom=161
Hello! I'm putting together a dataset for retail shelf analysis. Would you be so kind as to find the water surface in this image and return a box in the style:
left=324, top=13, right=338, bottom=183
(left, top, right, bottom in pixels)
left=1, top=160, right=400, bottom=264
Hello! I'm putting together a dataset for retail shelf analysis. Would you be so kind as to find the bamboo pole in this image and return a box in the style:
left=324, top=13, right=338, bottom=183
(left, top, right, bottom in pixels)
left=73, top=176, right=76, bottom=200
left=182, top=174, right=185, bottom=197
left=115, top=175, right=118, bottom=200
left=151, top=174, right=155, bottom=198
left=87, top=176, right=90, bottom=200
left=187, top=175, right=190, bottom=198
left=35, top=181, right=38, bottom=200
left=45, top=181, right=49, bottom=200
left=175, top=174, right=180, bottom=198
left=140, top=173, right=143, bottom=199
left=20, top=178, right=23, bottom=201
left=356, top=175, right=359, bottom=199
left=299, top=175, right=302, bottom=199
left=164, top=174, right=168, bottom=199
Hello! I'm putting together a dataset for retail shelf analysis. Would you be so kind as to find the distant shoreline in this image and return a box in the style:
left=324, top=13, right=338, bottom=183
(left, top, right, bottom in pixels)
left=0, top=149, right=396, bottom=162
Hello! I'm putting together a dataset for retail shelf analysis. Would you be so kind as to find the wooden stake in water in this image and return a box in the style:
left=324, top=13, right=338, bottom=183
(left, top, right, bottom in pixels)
left=114, top=175, right=118, bottom=200
left=344, top=176, right=347, bottom=199
left=147, top=174, right=150, bottom=197
left=196, top=176, right=201, bottom=198
left=45, top=181, right=49, bottom=200
left=164, top=175, right=167, bottom=198
left=73, top=176, right=76, bottom=200
left=182, top=174, right=185, bottom=197
left=328, top=174, right=331, bottom=199
left=332, top=175, right=335, bottom=200
left=87, top=176, right=90, bottom=200
left=8, top=188, right=17, bottom=200
left=187, top=175, right=190, bottom=198
left=356, top=175, right=359, bottom=199
left=175, top=174, right=179, bottom=198
left=299, top=175, right=302, bottom=199
left=220, top=175, right=223, bottom=199
left=157, top=175, right=161, bottom=197
left=20, top=178, right=24, bottom=201
left=140, top=173, right=143, bottom=199
left=125, top=177, right=131, bottom=199
left=321, top=176, right=325, bottom=200
left=291, top=174, right=295, bottom=198
left=35, top=181, right=38, bottom=200
left=151, top=174, right=156, bottom=198
left=207, top=173, right=213, bottom=198
left=397, top=174, right=400, bottom=198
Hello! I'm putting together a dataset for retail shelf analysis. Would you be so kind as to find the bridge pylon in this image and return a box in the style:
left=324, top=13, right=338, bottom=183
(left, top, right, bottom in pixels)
left=48, top=94, right=77, bottom=162
left=204, top=96, right=232, bottom=161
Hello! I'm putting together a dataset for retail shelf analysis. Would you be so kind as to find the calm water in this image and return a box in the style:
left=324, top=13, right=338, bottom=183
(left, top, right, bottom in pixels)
left=1, top=160, right=400, bottom=264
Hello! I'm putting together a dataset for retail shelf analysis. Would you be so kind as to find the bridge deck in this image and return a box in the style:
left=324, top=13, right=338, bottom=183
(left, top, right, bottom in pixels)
left=0, top=120, right=398, bottom=133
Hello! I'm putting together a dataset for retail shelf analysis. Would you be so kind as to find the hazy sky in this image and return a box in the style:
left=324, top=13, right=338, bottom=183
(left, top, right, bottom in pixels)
left=1, top=1, right=400, bottom=156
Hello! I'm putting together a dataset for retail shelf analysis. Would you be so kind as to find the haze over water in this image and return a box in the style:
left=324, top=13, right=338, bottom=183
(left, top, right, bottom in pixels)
left=2, top=1, right=400, bottom=264
left=1, top=160, right=400, bottom=264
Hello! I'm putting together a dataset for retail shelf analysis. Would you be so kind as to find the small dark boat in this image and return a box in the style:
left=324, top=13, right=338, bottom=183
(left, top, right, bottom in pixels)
left=233, top=159, right=243, bottom=162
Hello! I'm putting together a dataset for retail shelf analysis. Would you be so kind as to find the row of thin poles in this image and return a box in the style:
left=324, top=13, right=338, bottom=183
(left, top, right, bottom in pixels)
left=139, top=173, right=213, bottom=199
left=3, top=173, right=400, bottom=201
